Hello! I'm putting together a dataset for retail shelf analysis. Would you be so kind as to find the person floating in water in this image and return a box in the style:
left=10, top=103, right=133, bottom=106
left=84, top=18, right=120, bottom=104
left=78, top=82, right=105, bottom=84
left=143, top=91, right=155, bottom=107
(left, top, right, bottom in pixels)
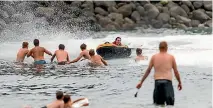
left=27, top=39, right=52, bottom=71
left=88, top=49, right=107, bottom=67
left=51, top=44, right=70, bottom=65
left=63, top=95, right=89, bottom=108
left=136, top=41, right=182, bottom=106
left=135, top=48, right=148, bottom=62
left=43, top=91, right=64, bottom=108
left=16, top=42, right=29, bottom=62
left=69, top=43, right=91, bottom=63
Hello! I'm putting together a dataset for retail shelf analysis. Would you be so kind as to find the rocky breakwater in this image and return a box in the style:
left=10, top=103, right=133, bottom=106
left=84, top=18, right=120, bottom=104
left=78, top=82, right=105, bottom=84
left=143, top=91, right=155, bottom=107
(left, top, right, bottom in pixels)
left=0, top=1, right=212, bottom=32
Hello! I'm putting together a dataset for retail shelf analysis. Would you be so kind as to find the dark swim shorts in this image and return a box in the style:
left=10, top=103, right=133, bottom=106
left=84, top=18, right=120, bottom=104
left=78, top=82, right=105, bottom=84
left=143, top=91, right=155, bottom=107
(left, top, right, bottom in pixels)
left=153, top=79, right=174, bottom=105
left=57, top=61, right=66, bottom=65
left=41, top=106, right=47, bottom=108
left=34, top=60, right=46, bottom=65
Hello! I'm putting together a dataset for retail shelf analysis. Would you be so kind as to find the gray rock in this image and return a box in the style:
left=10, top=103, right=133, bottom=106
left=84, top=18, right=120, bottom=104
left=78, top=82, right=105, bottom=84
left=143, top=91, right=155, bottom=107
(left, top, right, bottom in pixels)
left=156, top=5, right=163, bottom=12
left=193, top=1, right=203, bottom=9
left=167, top=1, right=178, bottom=9
left=95, top=1, right=116, bottom=8
left=204, top=20, right=212, bottom=27
left=95, top=7, right=108, bottom=16
left=178, top=23, right=187, bottom=29
left=136, top=6, right=145, bottom=16
left=1, top=4, right=16, bottom=16
left=124, top=17, right=134, bottom=24
left=181, top=4, right=190, bottom=14
left=71, top=1, right=82, bottom=7
left=108, top=6, right=118, bottom=13
left=117, top=3, right=126, bottom=8
left=170, top=6, right=188, bottom=18
left=130, top=2, right=136, bottom=10
left=140, top=1, right=150, bottom=6
left=182, top=0, right=193, bottom=8
left=117, top=4, right=133, bottom=17
left=144, top=4, right=160, bottom=19
left=203, top=1, right=212, bottom=11
left=198, top=24, right=205, bottom=28
left=206, top=11, right=212, bottom=18
left=98, top=17, right=112, bottom=27
left=122, top=23, right=135, bottom=30
left=191, top=20, right=200, bottom=27
left=176, top=15, right=191, bottom=26
left=157, top=13, right=170, bottom=24
left=35, top=7, right=55, bottom=18
left=95, top=14, right=104, bottom=20
left=81, top=1, right=94, bottom=12
left=108, top=13, right=124, bottom=25
left=162, top=7, right=169, bottom=14
left=162, top=23, right=172, bottom=28
left=169, top=17, right=176, bottom=24
left=151, top=19, right=163, bottom=29
left=131, top=11, right=140, bottom=22
left=104, top=24, right=116, bottom=31
left=192, top=10, right=210, bottom=23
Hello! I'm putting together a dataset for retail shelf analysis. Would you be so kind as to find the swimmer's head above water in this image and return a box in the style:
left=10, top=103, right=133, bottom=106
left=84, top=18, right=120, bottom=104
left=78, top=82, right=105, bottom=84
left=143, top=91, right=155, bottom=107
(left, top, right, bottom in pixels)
left=159, top=41, right=168, bottom=52
left=22, top=42, right=29, bottom=48
left=136, top=48, right=142, bottom=56
left=59, top=44, right=65, bottom=50
left=80, top=43, right=87, bottom=51
left=89, top=49, right=95, bottom=56
left=56, top=91, right=64, bottom=100
left=33, top=39, right=39, bottom=46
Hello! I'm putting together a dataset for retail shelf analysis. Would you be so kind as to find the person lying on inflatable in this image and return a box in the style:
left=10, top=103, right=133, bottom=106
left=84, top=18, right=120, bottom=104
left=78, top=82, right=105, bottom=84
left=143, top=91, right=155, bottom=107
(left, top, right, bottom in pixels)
left=112, top=37, right=128, bottom=47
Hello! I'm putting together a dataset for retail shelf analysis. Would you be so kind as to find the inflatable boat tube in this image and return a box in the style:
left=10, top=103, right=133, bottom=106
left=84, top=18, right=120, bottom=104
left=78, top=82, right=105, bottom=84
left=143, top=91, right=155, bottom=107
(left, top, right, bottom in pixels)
left=96, top=43, right=132, bottom=59
left=72, top=98, right=89, bottom=108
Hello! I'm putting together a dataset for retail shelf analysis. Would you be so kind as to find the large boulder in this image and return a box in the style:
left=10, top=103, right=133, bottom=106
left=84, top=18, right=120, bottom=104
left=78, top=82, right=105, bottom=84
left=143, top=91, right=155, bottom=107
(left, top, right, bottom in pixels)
left=124, top=17, right=134, bottom=24
left=157, top=13, right=170, bottom=24
left=104, top=24, right=116, bottom=31
left=203, top=1, right=212, bottom=11
left=192, top=10, right=210, bottom=23
left=170, top=6, right=188, bottom=18
left=136, top=6, right=145, bottom=16
left=167, top=1, right=178, bottom=9
left=181, top=4, right=190, bottom=14
left=108, top=13, right=124, bottom=25
left=108, top=6, right=118, bottom=13
left=117, top=4, right=133, bottom=17
left=151, top=19, right=163, bottom=29
left=140, top=1, right=150, bottom=6
left=71, top=1, right=82, bottom=7
left=206, top=11, right=212, bottom=18
left=94, top=1, right=116, bottom=8
left=122, top=23, right=135, bottom=30
left=182, top=0, right=194, bottom=9
left=191, top=20, right=200, bottom=27
left=81, top=1, right=94, bottom=12
left=204, top=20, right=212, bottom=27
left=131, top=11, right=140, bottom=22
left=95, top=7, right=108, bottom=16
left=193, top=1, right=203, bottom=9
left=144, top=4, right=160, bottom=19
left=176, top=15, right=191, bottom=26
left=1, top=4, right=16, bottom=16
left=162, top=7, right=169, bottom=14
left=98, top=17, right=112, bottom=27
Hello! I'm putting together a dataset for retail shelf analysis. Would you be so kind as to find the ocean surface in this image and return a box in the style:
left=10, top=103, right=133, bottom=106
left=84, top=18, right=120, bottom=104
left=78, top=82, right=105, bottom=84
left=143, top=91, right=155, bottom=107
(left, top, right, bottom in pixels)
left=0, top=27, right=212, bottom=108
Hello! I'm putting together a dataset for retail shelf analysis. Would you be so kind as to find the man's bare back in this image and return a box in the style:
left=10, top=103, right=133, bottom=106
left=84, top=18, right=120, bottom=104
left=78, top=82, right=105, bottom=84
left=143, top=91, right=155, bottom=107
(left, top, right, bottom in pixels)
left=89, top=49, right=107, bottom=67
left=54, top=50, right=69, bottom=62
left=16, top=48, right=29, bottom=62
left=152, top=53, right=174, bottom=81
left=28, top=46, right=52, bottom=61
left=46, top=100, right=64, bottom=108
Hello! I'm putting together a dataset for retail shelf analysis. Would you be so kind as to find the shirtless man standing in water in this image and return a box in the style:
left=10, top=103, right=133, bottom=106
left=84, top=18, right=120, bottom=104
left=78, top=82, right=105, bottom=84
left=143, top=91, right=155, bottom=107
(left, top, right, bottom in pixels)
left=136, top=41, right=182, bottom=106
left=27, top=39, right=52, bottom=65
left=51, top=44, right=70, bottom=65
left=88, top=49, right=107, bottom=67
left=16, top=42, right=29, bottom=62
left=69, top=43, right=91, bottom=63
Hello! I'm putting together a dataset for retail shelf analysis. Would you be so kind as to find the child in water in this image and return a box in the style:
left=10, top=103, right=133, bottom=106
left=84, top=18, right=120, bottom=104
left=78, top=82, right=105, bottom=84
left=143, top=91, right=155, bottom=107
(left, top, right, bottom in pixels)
left=135, top=48, right=148, bottom=62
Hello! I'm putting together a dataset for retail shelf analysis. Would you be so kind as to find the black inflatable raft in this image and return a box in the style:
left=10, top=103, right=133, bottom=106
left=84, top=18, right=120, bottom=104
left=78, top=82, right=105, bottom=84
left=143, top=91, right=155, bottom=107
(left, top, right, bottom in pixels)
left=96, top=44, right=132, bottom=59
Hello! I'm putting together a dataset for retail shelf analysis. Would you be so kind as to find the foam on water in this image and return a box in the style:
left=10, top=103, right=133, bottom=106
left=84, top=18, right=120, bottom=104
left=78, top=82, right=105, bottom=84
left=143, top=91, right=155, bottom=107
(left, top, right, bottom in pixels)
left=0, top=30, right=212, bottom=68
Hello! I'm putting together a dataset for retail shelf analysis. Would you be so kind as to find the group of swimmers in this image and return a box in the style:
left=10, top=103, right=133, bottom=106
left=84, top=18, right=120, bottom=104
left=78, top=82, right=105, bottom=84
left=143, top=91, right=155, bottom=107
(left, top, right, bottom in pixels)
left=18, top=37, right=182, bottom=107
left=16, top=37, right=146, bottom=67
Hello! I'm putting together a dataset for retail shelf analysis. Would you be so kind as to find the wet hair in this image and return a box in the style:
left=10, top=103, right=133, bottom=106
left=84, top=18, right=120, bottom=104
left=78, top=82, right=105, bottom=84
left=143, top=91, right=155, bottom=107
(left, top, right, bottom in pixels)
left=56, top=91, right=64, bottom=100
left=59, top=44, right=65, bottom=50
left=159, top=41, right=168, bottom=51
left=63, top=95, right=71, bottom=104
left=136, top=48, right=142, bottom=55
left=115, top=37, right=121, bottom=41
left=80, top=43, right=87, bottom=50
left=22, top=42, right=28, bottom=48
left=89, top=49, right=95, bottom=56
left=33, top=39, right=39, bottom=46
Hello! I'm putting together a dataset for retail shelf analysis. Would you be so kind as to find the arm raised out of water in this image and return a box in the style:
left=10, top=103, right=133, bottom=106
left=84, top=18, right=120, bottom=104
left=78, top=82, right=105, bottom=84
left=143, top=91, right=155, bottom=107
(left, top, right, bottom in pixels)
left=44, top=48, right=52, bottom=56
left=100, top=56, right=107, bottom=66
left=70, top=52, right=83, bottom=63
left=172, top=55, right=182, bottom=90
left=27, top=49, right=33, bottom=58
left=136, top=55, right=154, bottom=89
left=51, top=52, right=56, bottom=63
